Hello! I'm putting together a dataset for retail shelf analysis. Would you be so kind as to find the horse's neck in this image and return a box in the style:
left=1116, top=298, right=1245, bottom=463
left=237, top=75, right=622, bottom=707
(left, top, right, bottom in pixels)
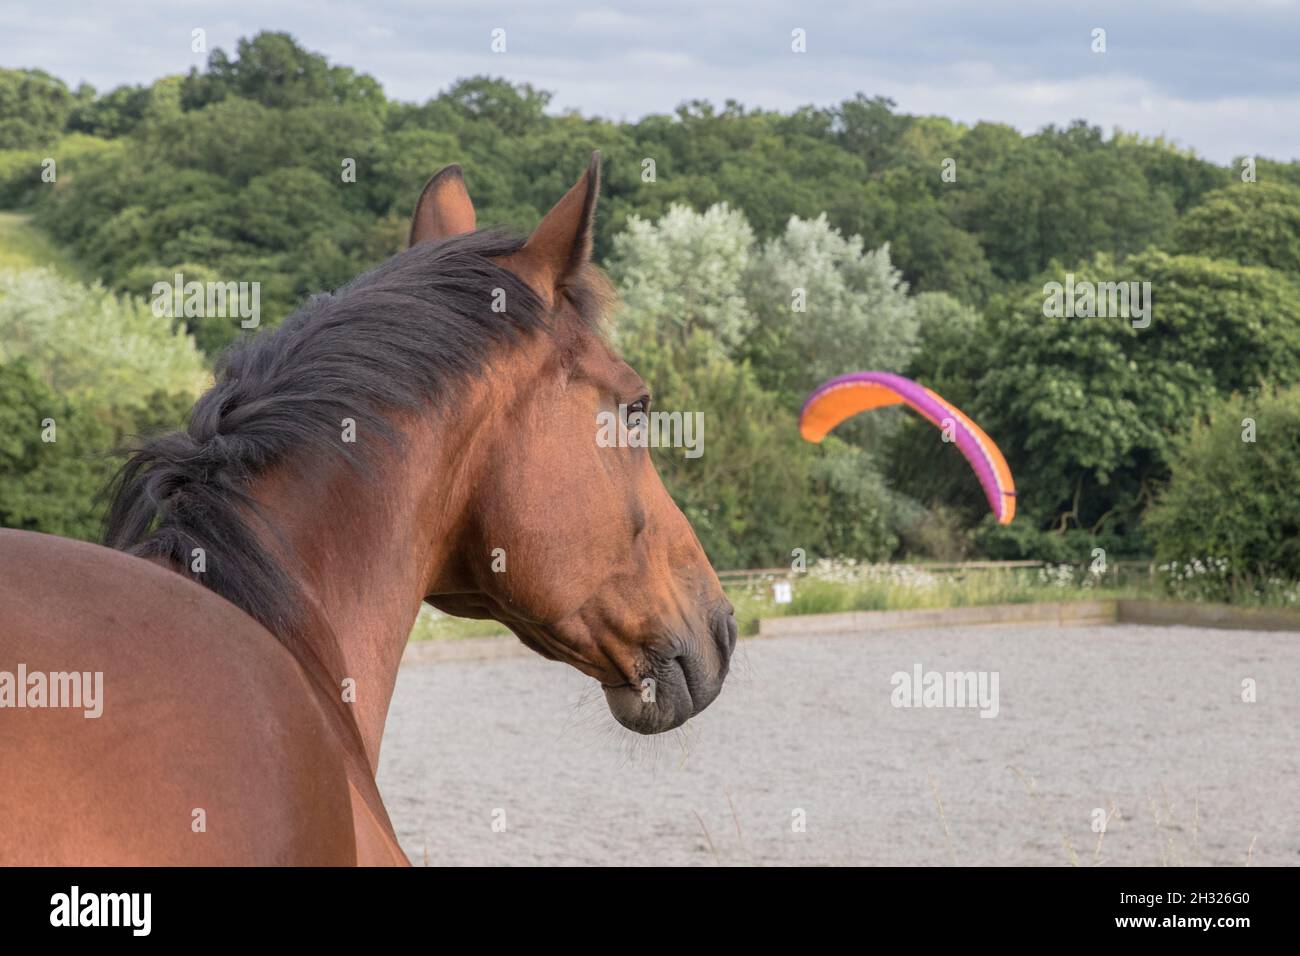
left=251, top=413, right=465, bottom=774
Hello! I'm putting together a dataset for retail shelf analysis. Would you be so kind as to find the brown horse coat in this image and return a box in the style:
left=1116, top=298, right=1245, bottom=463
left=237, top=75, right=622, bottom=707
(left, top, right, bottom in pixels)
left=0, top=530, right=378, bottom=864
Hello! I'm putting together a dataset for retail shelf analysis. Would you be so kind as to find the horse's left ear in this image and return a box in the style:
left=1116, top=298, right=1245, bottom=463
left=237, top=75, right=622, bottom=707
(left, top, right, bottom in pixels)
left=409, top=165, right=476, bottom=246
left=499, top=151, right=600, bottom=306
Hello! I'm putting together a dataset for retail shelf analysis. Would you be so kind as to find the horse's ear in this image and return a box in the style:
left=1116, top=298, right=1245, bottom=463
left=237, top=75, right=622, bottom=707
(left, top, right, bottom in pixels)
left=408, top=165, right=476, bottom=247
left=499, top=151, right=600, bottom=306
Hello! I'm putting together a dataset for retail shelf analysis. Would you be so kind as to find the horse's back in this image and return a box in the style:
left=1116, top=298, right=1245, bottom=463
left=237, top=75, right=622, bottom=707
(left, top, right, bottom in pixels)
left=0, top=529, right=356, bottom=865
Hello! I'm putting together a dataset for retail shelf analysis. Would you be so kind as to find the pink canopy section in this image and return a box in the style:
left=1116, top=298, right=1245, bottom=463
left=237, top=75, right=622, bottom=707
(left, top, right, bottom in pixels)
left=799, top=371, right=1016, bottom=525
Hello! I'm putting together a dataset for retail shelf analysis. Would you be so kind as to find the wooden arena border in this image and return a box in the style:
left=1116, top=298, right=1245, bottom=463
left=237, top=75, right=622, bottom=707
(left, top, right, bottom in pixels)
left=757, top=599, right=1300, bottom=637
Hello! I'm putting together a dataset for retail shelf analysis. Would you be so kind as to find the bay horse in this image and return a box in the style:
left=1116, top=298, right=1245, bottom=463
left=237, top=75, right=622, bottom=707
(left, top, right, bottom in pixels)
left=0, top=154, right=736, bottom=865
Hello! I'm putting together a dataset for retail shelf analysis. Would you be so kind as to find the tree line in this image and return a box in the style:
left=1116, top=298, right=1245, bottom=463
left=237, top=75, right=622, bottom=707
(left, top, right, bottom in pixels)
left=2, top=31, right=1298, bottom=588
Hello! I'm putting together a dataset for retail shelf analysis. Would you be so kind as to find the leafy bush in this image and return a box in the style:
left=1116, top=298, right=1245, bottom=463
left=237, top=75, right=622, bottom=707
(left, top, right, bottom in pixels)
left=0, top=268, right=206, bottom=406
left=0, top=147, right=41, bottom=207
left=0, top=268, right=201, bottom=540
left=0, top=133, right=123, bottom=208
left=975, top=524, right=1145, bottom=564
left=1145, top=387, right=1300, bottom=581
left=0, top=359, right=115, bottom=539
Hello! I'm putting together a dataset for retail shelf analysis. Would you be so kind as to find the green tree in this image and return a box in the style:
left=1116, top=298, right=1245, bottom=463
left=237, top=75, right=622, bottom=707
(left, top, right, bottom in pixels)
left=941, top=252, right=1300, bottom=539
left=0, top=358, right=115, bottom=539
left=952, top=122, right=1179, bottom=283
left=0, top=69, right=73, bottom=148
left=1145, top=386, right=1300, bottom=581
left=611, top=203, right=756, bottom=358
left=180, top=32, right=385, bottom=113
left=610, top=204, right=909, bottom=565
left=66, top=83, right=153, bottom=138
left=1175, top=182, right=1300, bottom=272
left=744, top=213, right=919, bottom=408
left=440, top=77, right=552, bottom=137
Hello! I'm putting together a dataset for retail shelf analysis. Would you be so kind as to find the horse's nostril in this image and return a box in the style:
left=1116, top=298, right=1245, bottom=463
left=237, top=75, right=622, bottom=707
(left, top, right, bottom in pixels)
left=713, top=611, right=738, bottom=661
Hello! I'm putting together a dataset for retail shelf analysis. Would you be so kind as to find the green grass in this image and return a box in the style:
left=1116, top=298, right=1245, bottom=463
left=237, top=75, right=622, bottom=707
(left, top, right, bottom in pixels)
left=0, top=212, right=86, bottom=279
left=726, top=568, right=1144, bottom=635
left=407, top=565, right=1152, bottom=642
left=409, top=605, right=511, bottom=641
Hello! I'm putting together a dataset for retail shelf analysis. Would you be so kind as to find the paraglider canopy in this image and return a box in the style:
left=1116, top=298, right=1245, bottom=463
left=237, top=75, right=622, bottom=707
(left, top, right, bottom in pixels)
left=800, top=371, right=1016, bottom=525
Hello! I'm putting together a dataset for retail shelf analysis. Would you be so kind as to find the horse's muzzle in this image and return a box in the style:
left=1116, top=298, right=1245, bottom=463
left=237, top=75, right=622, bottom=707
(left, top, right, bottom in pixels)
left=602, top=607, right=736, bottom=734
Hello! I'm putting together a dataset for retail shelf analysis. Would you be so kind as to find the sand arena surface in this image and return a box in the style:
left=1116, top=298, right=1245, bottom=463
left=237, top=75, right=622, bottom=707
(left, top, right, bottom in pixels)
left=378, top=624, right=1300, bottom=866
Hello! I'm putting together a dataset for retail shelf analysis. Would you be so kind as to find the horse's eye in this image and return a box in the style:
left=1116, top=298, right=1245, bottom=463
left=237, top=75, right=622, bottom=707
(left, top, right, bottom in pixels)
left=627, top=397, right=648, bottom=416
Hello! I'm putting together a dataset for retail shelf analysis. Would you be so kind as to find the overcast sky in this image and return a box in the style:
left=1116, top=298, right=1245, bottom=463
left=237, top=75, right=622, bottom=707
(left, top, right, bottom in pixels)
left=2, top=0, right=1298, bottom=163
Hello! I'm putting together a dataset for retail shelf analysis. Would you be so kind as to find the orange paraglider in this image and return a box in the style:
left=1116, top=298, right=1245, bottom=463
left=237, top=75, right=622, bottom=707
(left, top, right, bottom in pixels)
left=800, top=371, right=1016, bottom=524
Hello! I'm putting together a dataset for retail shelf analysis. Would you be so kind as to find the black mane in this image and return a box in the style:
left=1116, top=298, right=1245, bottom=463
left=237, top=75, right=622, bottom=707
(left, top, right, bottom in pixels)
left=104, top=229, right=584, bottom=643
